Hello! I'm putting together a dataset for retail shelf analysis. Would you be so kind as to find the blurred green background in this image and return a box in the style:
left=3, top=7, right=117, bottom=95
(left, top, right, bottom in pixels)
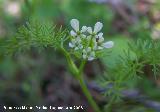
left=0, top=0, right=160, bottom=112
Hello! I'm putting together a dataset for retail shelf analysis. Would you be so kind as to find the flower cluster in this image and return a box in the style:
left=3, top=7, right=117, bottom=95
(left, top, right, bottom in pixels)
left=69, top=19, right=114, bottom=61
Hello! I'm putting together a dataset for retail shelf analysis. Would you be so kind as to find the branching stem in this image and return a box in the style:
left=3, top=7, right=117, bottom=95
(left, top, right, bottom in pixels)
left=61, top=47, right=101, bottom=112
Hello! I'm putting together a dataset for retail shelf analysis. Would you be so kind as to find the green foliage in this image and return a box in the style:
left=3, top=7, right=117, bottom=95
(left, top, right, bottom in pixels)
left=129, top=39, right=160, bottom=63
left=99, top=38, right=160, bottom=104
left=0, top=21, right=68, bottom=56
left=129, top=38, right=160, bottom=76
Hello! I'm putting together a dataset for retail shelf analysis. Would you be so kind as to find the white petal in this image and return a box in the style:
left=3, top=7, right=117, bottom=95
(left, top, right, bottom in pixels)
left=70, top=30, right=77, bottom=36
left=98, top=37, right=104, bottom=43
left=70, top=19, right=79, bottom=32
left=102, top=41, right=114, bottom=48
left=98, top=32, right=103, bottom=38
left=74, top=47, right=79, bottom=50
left=81, top=26, right=87, bottom=32
left=87, top=27, right=93, bottom=34
left=81, top=34, right=86, bottom=39
left=83, top=54, right=87, bottom=59
left=76, top=36, right=81, bottom=43
left=94, top=22, right=103, bottom=33
left=87, top=47, right=91, bottom=52
left=78, top=44, right=83, bottom=49
left=95, top=35, right=98, bottom=38
left=69, top=42, right=74, bottom=48
left=88, top=56, right=94, bottom=61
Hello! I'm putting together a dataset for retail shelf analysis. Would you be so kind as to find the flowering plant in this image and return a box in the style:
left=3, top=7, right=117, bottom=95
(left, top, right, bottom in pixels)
left=69, top=19, right=114, bottom=61
left=59, top=19, right=113, bottom=112
left=1, top=19, right=114, bottom=112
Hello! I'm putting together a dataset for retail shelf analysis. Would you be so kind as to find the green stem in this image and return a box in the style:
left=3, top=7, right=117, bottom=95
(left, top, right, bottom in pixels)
left=60, top=47, right=79, bottom=78
left=61, top=47, right=101, bottom=112
left=79, top=60, right=86, bottom=75
left=78, top=75, right=102, bottom=112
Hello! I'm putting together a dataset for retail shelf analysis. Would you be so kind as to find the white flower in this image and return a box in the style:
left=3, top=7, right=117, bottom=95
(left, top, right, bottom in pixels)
left=69, top=19, right=114, bottom=61
left=97, top=32, right=103, bottom=38
left=98, top=37, right=104, bottom=43
left=87, top=27, right=93, bottom=34
left=69, top=43, right=74, bottom=48
left=94, top=22, right=103, bottom=33
left=81, top=26, right=88, bottom=32
left=70, top=19, right=87, bottom=37
left=70, top=30, right=77, bottom=37
left=82, top=47, right=96, bottom=61
left=87, top=22, right=104, bottom=51
left=97, top=33, right=104, bottom=43
left=70, top=19, right=79, bottom=32
left=94, top=40, right=114, bottom=50
left=102, top=41, right=114, bottom=48
left=69, top=37, right=83, bottom=50
left=94, top=31, right=114, bottom=50
left=87, top=22, right=103, bottom=34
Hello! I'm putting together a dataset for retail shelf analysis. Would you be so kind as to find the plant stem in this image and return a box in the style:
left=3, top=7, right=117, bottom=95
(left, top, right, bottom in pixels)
left=61, top=47, right=101, bottom=112
left=78, top=75, right=102, bottom=112
left=60, top=47, right=79, bottom=78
